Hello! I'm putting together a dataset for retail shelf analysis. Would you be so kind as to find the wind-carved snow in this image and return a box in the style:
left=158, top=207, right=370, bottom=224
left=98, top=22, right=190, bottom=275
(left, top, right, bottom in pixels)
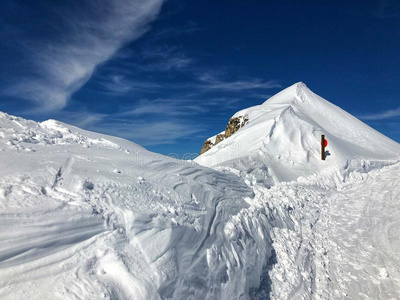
left=0, top=111, right=257, bottom=299
left=1, top=82, right=400, bottom=299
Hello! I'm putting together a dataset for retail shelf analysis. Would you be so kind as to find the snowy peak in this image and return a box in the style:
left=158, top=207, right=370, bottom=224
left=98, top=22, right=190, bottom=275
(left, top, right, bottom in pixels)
left=231, top=82, right=319, bottom=121
left=260, top=81, right=309, bottom=106
left=196, top=82, right=400, bottom=183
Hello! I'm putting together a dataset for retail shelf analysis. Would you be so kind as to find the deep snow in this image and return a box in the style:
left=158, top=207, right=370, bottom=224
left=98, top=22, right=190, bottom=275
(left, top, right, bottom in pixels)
left=0, top=111, right=255, bottom=299
left=1, top=83, right=400, bottom=300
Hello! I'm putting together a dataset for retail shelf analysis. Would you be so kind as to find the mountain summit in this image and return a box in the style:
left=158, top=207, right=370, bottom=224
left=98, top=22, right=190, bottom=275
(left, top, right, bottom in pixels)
left=195, top=82, right=400, bottom=183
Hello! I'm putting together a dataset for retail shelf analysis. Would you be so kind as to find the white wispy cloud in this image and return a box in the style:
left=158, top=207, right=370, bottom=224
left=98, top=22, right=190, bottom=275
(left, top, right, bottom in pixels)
left=97, top=45, right=193, bottom=80
left=151, top=22, right=201, bottom=40
left=101, top=75, right=161, bottom=94
left=140, top=45, right=193, bottom=71
left=120, top=99, right=207, bottom=116
left=148, top=55, right=193, bottom=71
left=359, top=107, right=400, bottom=120
left=247, top=93, right=273, bottom=100
left=91, top=119, right=201, bottom=145
left=54, top=111, right=108, bottom=128
left=198, top=73, right=281, bottom=91
left=3, top=0, right=164, bottom=111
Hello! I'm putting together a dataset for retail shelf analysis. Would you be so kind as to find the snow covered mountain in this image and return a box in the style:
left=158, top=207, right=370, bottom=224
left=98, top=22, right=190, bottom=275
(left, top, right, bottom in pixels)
left=1, top=82, right=400, bottom=300
left=196, top=82, right=400, bottom=185
left=0, top=112, right=258, bottom=299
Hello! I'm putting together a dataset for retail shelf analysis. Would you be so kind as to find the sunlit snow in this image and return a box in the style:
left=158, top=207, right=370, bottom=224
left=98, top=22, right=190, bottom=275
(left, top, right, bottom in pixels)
left=1, top=83, right=400, bottom=299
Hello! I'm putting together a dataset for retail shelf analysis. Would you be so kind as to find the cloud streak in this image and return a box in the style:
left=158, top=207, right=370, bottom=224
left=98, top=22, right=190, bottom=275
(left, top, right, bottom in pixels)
left=120, top=99, right=207, bottom=117
left=1, top=0, right=164, bottom=111
left=100, top=75, right=162, bottom=94
left=150, top=22, right=201, bottom=40
left=90, top=119, right=201, bottom=146
left=198, top=73, right=281, bottom=91
left=359, top=107, right=400, bottom=120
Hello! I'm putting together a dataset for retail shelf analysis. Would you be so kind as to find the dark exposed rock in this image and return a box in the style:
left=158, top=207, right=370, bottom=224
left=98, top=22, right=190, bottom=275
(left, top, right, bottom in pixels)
left=199, top=115, right=249, bottom=155
left=225, top=116, right=249, bottom=138
left=199, top=139, right=214, bottom=155
left=215, top=133, right=225, bottom=144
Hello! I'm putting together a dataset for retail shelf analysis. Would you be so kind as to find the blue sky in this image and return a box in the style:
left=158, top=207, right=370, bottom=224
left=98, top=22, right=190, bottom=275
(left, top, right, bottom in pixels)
left=0, top=0, right=399, bottom=157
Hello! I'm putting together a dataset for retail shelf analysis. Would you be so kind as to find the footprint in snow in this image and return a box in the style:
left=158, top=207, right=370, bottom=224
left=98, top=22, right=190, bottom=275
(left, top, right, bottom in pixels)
left=378, top=268, right=389, bottom=278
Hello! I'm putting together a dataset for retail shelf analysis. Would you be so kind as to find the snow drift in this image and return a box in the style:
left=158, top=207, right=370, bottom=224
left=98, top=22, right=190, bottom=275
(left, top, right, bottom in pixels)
left=196, top=82, right=400, bottom=184
left=0, top=111, right=270, bottom=299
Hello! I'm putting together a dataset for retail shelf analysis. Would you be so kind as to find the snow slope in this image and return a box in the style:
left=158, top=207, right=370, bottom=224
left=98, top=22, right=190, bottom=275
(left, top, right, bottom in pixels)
left=236, top=160, right=400, bottom=300
left=0, top=111, right=263, bottom=299
left=193, top=82, right=400, bottom=299
left=196, top=82, right=400, bottom=184
left=312, top=162, right=400, bottom=299
left=1, top=81, right=400, bottom=300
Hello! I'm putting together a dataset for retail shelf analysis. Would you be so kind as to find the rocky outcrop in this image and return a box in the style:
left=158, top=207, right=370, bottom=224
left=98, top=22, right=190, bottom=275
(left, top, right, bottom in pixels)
left=199, top=115, right=248, bottom=155
left=224, top=115, right=249, bottom=137
left=215, top=133, right=225, bottom=145
left=200, top=139, right=214, bottom=155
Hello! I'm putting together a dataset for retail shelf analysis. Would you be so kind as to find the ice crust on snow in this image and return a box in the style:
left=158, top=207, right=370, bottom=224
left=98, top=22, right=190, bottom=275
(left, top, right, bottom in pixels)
left=1, top=83, right=400, bottom=299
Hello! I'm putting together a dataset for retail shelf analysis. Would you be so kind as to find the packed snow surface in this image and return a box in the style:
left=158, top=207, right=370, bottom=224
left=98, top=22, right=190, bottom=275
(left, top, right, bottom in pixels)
left=1, top=82, right=400, bottom=300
